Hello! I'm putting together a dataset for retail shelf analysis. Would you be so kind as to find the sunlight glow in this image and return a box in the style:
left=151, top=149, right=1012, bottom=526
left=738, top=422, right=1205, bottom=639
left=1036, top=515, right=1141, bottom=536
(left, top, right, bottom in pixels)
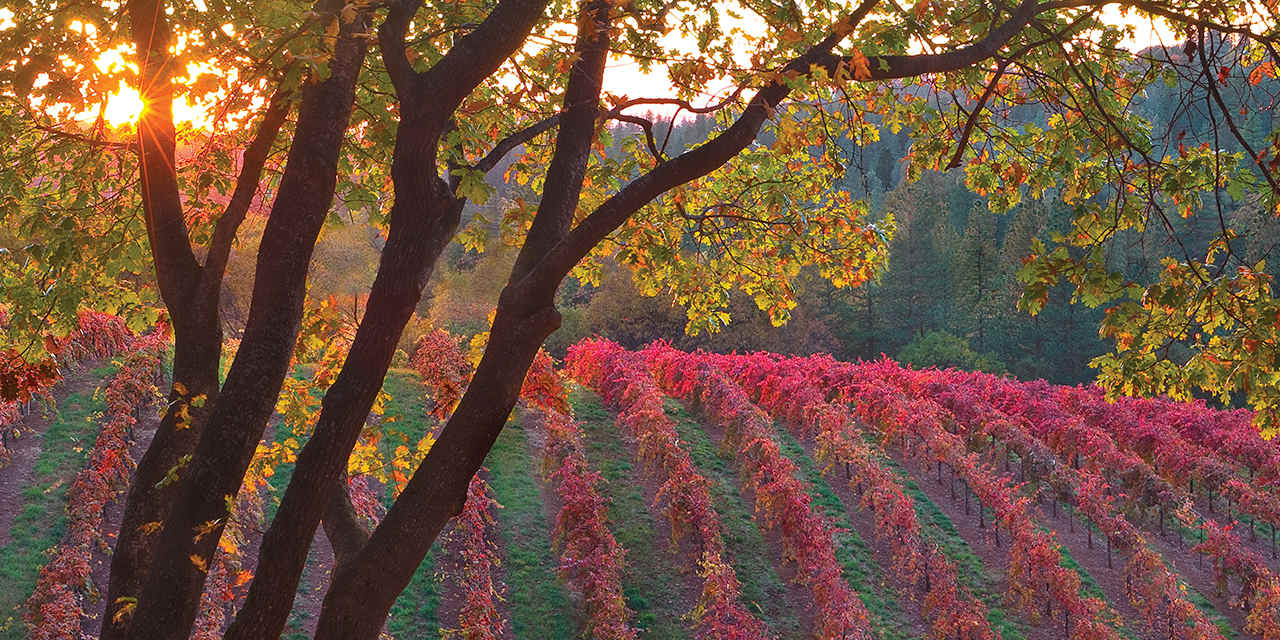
left=103, top=84, right=145, bottom=127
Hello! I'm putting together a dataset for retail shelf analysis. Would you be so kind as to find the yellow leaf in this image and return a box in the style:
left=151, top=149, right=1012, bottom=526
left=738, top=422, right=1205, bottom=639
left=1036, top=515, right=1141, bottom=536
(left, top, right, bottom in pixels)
left=190, top=554, right=208, bottom=573
left=175, top=404, right=191, bottom=429
left=112, top=597, right=137, bottom=624
left=219, top=536, right=238, bottom=555
left=173, top=381, right=188, bottom=396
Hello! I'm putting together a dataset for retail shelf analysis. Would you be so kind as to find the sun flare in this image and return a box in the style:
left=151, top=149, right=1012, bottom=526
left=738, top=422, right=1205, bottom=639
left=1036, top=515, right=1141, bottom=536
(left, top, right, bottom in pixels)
left=102, top=84, right=145, bottom=127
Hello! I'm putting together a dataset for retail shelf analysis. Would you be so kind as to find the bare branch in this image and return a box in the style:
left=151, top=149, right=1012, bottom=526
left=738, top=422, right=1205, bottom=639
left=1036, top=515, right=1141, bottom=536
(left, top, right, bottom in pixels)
left=1194, top=29, right=1280, bottom=196
left=947, top=60, right=1009, bottom=169
left=469, top=112, right=562, bottom=176
left=611, top=113, right=664, bottom=163
left=202, top=85, right=293, bottom=283
left=606, top=90, right=746, bottom=116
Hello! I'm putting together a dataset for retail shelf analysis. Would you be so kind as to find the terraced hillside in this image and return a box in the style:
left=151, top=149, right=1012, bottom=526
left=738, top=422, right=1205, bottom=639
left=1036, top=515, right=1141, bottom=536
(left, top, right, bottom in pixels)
left=5, top=333, right=1280, bottom=639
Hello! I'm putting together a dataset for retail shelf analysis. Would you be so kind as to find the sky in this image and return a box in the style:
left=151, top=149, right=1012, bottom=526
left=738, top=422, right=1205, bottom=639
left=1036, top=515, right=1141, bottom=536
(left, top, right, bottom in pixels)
left=598, top=4, right=1181, bottom=116
left=16, top=2, right=1186, bottom=128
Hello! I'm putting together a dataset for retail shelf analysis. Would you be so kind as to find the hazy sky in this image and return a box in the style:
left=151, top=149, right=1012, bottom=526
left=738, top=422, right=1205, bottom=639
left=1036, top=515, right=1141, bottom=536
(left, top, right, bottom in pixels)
left=596, top=4, right=1181, bottom=116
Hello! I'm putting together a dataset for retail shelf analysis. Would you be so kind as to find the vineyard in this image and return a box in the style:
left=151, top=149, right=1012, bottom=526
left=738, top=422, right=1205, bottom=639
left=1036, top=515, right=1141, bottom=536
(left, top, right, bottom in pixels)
left=5, top=328, right=1280, bottom=640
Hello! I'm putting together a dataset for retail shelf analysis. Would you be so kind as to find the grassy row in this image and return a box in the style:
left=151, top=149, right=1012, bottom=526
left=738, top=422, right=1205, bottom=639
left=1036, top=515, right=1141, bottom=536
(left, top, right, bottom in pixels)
left=765, top=426, right=916, bottom=640
left=0, top=366, right=114, bottom=639
left=382, top=370, right=442, bottom=640
left=662, top=399, right=803, bottom=638
left=572, top=390, right=694, bottom=639
left=886, top=461, right=1031, bottom=640
left=0, top=361, right=1241, bottom=640
left=483, top=417, right=576, bottom=637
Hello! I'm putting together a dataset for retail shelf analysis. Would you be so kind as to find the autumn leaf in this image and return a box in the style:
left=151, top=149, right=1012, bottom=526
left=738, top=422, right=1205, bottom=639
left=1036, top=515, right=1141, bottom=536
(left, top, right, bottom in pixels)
left=112, top=597, right=137, bottom=624
left=849, top=49, right=872, bottom=81
left=219, top=535, right=239, bottom=555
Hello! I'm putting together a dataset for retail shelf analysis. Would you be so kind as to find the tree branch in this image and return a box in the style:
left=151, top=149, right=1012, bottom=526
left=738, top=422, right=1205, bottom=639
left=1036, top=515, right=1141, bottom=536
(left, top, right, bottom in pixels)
left=29, top=119, right=135, bottom=151
left=509, top=0, right=612, bottom=282
left=378, top=0, right=425, bottom=94
left=202, top=85, right=293, bottom=284
left=415, top=0, right=554, bottom=120
left=128, top=0, right=202, bottom=307
left=606, top=90, right=747, bottom=116
left=468, top=112, right=562, bottom=177
left=611, top=113, right=664, bottom=163
left=526, top=0, right=1041, bottom=294
left=323, top=471, right=371, bottom=568
left=947, top=59, right=1009, bottom=169
left=1194, top=30, right=1280, bottom=196
left=823, top=0, right=1041, bottom=81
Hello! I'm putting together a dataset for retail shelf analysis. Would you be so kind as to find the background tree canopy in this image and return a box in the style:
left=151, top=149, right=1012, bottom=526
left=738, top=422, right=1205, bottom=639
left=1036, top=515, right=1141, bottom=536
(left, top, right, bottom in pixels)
left=1, top=0, right=1279, bottom=637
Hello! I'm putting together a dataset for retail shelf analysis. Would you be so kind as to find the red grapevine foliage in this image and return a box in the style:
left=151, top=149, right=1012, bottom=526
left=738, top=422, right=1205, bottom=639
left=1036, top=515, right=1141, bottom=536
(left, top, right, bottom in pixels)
left=24, top=325, right=168, bottom=639
left=916, top=367, right=1280, bottom=638
left=539, top=410, right=638, bottom=640
left=694, top=350, right=1122, bottom=639
left=563, top=339, right=1280, bottom=638
left=838, top=373, right=1121, bottom=640
left=806, top=358, right=1279, bottom=640
left=565, top=339, right=770, bottom=640
left=642, top=343, right=872, bottom=640
left=703, top=351, right=995, bottom=640
left=409, top=328, right=474, bottom=421
left=1, top=311, right=139, bottom=467
left=443, top=476, right=509, bottom=640
left=910, top=369, right=1226, bottom=640
left=409, top=329, right=512, bottom=638
left=524, top=351, right=638, bottom=639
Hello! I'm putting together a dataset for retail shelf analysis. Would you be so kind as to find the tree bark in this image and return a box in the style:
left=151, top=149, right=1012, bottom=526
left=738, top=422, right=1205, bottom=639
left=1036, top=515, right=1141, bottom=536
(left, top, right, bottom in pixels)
left=102, top=80, right=290, bottom=635
left=323, top=470, right=371, bottom=568
left=101, top=313, right=221, bottom=638
left=101, top=0, right=225, bottom=633
left=315, top=297, right=562, bottom=638
left=120, top=6, right=372, bottom=637
left=223, top=1, right=553, bottom=637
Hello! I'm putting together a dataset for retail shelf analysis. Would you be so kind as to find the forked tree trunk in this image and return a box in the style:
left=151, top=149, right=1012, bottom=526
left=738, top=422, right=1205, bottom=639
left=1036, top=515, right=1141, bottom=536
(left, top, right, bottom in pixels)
left=224, top=188, right=462, bottom=639
left=223, top=1, right=556, bottom=635
left=101, top=314, right=220, bottom=638
left=313, top=298, right=561, bottom=638
left=119, top=10, right=372, bottom=637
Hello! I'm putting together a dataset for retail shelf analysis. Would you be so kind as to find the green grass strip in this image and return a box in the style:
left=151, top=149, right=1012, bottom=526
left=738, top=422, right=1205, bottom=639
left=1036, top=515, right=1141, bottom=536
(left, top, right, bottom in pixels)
left=0, top=380, right=111, bottom=639
left=484, top=418, right=576, bottom=638
left=571, top=389, right=692, bottom=640
left=768, top=427, right=916, bottom=640
left=874, top=452, right=1031, bottom=640
left=663, top=400, right=802, bottom=639
left=381, top=369, right=443, bottom=640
